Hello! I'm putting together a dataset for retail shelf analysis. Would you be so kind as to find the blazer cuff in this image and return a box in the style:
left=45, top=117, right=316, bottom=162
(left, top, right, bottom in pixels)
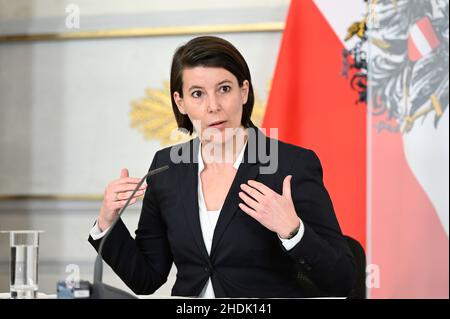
left=89, top=219, right=111, bottom=241
left=88, top=218, right=129, bottom=252
left=278, top=217, right=304, bottom=251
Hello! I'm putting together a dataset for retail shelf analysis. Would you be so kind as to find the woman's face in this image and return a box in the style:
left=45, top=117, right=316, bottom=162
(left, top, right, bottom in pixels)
left=173, top=66, right=249, bottom=145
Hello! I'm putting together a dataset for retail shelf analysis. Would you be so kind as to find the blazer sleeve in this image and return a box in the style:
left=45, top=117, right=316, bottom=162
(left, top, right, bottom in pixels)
left=285, top=149, right=357, bottom=296
left=88, top=151, right=173, bottom=295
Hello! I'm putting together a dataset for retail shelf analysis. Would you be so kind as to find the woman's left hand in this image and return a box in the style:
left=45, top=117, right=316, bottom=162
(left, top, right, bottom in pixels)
left=238, top=175, right=301, bottom=239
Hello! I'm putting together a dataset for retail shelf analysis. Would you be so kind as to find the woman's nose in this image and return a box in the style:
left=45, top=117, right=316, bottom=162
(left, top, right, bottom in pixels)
left=206, top=95, right=221, bottom=112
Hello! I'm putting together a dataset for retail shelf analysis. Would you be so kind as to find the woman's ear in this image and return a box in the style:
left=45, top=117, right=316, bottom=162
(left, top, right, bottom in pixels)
left=241, top=80, right=249, bottom=105
left=173, top=91, right=186, bottom=114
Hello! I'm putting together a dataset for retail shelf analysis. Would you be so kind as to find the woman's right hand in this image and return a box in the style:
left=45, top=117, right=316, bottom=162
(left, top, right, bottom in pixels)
left=97, top=168, right=147, bottom=231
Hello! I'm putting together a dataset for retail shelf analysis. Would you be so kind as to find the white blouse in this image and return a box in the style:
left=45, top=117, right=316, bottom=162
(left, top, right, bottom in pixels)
left=197, top=140, right=247, bottom=298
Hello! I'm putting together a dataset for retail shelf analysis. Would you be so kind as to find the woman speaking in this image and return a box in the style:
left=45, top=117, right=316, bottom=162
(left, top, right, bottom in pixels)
left=89, top=36, right=356, bottom=298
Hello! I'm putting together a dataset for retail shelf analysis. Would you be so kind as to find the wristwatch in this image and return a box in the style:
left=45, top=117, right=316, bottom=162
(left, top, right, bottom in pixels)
left=285, top=222, right=301, bottom=240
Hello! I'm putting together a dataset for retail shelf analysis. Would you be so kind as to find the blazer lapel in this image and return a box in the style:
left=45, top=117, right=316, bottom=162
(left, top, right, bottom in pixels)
left=210, top=122, right=266, bottom=258
left=210, top=160, right=259, bottom=258
left=177, top=138, right=210, bottom=261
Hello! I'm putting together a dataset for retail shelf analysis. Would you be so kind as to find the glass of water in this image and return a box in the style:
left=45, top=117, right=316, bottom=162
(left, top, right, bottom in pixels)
left=1, top=230, right=43, bottom=298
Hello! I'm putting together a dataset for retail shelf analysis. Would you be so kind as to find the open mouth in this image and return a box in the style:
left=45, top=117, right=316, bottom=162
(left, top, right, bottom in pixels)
left=208, top=120, right=227, bottom=128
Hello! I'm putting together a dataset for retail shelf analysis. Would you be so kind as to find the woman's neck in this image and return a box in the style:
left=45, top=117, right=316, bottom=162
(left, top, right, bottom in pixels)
left=201, top=127, right=248, bottom=170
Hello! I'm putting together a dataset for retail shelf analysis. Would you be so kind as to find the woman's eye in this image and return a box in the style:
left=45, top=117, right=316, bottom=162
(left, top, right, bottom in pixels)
left=191, top=91, right=203, bottom=98
left=219, top=85, right=231, bottom=93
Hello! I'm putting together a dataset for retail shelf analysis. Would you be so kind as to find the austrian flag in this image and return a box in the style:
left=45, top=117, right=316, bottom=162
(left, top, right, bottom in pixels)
left=408, top=16, right=441, bottom=62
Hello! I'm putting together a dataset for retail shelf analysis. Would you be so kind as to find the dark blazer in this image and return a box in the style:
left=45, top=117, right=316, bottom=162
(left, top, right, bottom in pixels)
left=89, top=122, right=356, bottom=297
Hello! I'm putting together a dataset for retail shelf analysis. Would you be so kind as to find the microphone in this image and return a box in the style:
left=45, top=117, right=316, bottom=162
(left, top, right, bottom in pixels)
left=91, top=165, right=170, bottom=299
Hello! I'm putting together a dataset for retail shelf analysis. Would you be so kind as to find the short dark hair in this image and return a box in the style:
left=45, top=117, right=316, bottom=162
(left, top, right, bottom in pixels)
left=170, top=36, right=255, bottom=135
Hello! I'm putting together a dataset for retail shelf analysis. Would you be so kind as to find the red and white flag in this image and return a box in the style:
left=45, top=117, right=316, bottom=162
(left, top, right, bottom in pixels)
left=408, top=16, right=441, bottom=62
left=368, top=0, right=448, bottom=298
left=263, top=0, right=449, bottom=298
left=262, top=0, right=367, bottom=249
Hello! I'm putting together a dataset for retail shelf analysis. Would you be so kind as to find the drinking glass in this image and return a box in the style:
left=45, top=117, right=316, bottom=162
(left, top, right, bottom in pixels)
left=1, top=230, right=43, bottom=298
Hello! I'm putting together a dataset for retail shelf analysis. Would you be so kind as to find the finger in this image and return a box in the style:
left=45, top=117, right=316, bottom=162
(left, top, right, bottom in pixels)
left=111, top=198, right=138, bottom=210
left=247, top=180, right=274, bottom=196
left=239, top=191, right=262, bottom=212
left=240, top=184, right=264, bottom=202
left=120, top=168, right=129, bottom=178
left=112, top=183, right=147, bottom=194
left=282, top=175, right=292, bottom=199
left=238, top=203, right=261, bottom=221
left=116, top=190, right=145, bottom=201
left=111, top=177, right=144, bottom=186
